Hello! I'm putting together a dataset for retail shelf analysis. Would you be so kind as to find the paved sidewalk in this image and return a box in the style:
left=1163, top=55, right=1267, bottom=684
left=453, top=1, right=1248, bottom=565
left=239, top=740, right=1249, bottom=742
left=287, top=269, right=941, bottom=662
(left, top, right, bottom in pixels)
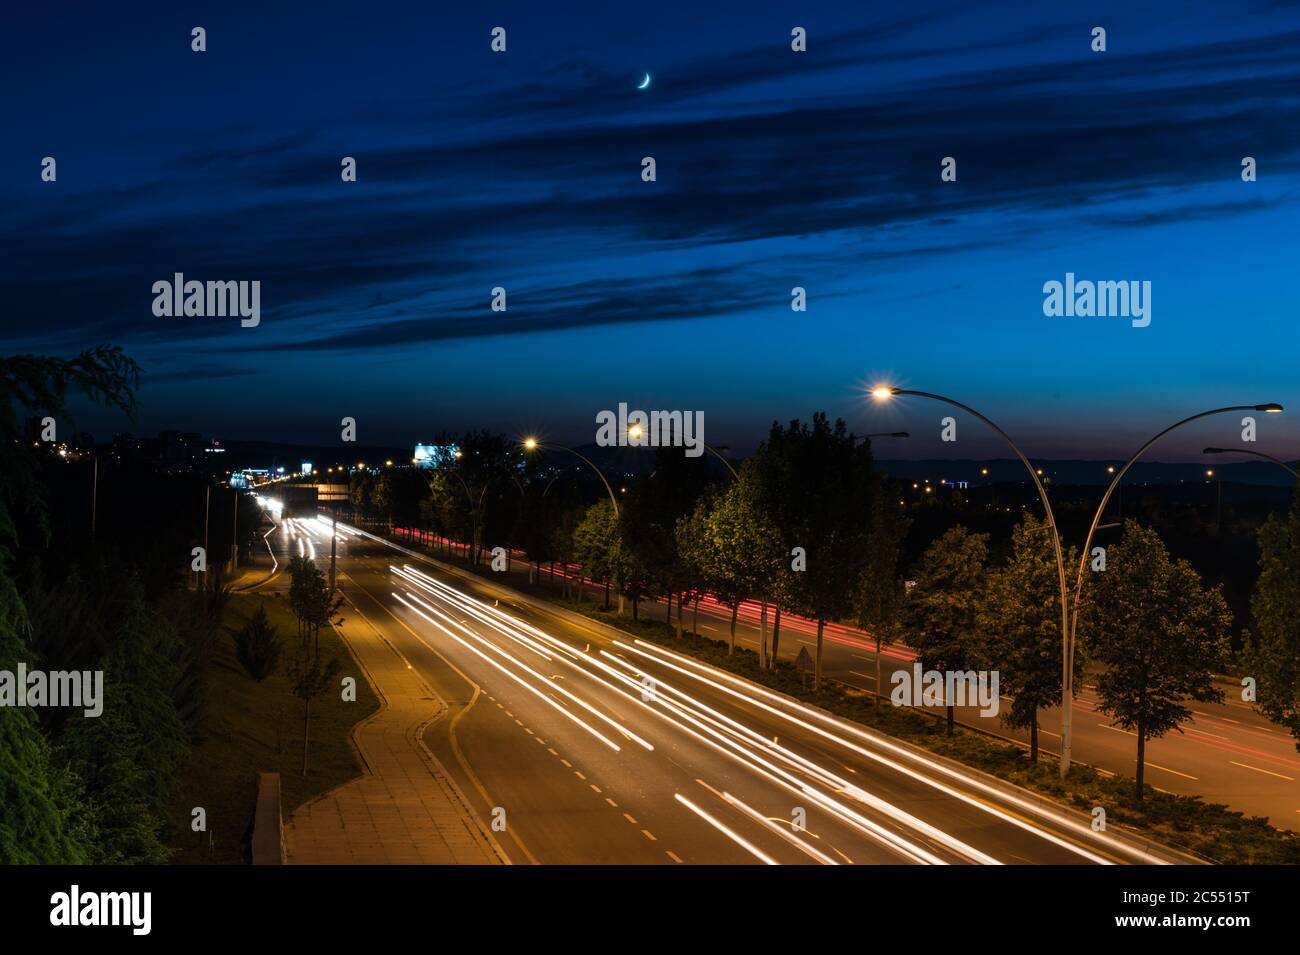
left=284, top=590, right=506, bottom=864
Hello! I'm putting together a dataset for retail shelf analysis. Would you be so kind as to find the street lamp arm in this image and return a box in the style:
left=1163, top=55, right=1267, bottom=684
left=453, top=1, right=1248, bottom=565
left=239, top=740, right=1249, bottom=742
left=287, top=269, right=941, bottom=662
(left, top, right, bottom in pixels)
left=1071, top=405, right=1281, bottom=607
left=890, top=390, right=1056, bottom=516
left=1065, top=403, right=1284, bottom=768
left=539, top=443, right=620, bottom=515
left=703, top=443, right=739, bottom=480
left=1203, top=447, right=1300, bottom=481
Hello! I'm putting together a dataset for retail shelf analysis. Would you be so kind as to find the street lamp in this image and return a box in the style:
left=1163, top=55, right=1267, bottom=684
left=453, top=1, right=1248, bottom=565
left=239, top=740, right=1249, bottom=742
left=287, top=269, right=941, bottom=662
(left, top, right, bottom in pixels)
left=1065, top=403, right=1283, bottom=774
left=871, top=385, right=1073, bottom=774
left=1202, top=446, right=1300, bottom=481
left=522, top=438, right=619, bottom=515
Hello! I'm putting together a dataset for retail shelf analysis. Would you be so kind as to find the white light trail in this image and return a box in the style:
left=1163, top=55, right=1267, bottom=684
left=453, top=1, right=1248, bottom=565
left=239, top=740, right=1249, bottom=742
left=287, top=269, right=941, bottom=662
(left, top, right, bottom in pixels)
left=674, top=793, right=780, bottom=865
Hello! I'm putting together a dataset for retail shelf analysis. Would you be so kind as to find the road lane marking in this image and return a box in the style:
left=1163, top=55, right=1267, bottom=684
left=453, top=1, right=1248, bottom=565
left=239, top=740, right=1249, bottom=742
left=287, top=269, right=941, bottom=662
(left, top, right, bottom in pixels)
left=666, top=851, right=684, bottom=864
left=574, top=771, right=587, bottom=780
left=590, top=784, right=602, bottom=793
left=1146, top=762, right=1197, bottom=780
left=623, top=813, right=638, bottom=825
left=848, top=671, right=876, bottom=682
left=1229, top=760, right=1295, bottom=781
left=641, top=829, right=657, bottom=842
left=1098, top=723, right=1134, bottom=736
left=605, top=798, right=618, bottom=808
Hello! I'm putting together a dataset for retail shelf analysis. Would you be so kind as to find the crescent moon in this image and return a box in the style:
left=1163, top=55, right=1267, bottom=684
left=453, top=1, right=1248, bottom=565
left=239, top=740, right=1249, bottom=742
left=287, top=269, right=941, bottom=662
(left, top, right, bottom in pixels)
left=637, top=73, right=651, bottom=90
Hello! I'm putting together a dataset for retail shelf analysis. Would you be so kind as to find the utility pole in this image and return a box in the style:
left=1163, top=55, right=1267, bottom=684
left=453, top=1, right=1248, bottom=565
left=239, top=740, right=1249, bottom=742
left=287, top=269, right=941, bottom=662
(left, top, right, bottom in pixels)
left=330, top=507, right=338, bottom=594
left=90, top=455, right=98, bottom=546
left=202, top=483, right=211, bottom=592
left=231, top=488, right=239, bottom=572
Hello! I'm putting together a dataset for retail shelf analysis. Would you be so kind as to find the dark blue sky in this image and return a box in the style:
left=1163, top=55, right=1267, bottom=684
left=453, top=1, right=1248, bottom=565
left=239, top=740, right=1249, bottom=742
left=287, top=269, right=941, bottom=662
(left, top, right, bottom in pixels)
left=4, top=1, right=1300, bottom=460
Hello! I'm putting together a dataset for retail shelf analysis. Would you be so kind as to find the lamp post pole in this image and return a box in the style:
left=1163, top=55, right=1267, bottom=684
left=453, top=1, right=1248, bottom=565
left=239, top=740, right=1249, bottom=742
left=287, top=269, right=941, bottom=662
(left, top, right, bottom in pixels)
left=871, top=387, right=1072, bottom=774
left=1065, top=404, right=1283, bottom=775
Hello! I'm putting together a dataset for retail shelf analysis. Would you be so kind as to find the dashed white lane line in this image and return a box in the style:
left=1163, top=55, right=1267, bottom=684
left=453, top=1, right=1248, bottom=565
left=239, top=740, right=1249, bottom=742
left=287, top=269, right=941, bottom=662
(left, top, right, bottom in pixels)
left=1146, top=761, right=1198, bottom=780
left=574, top=771, right=587, bottom=781
left=1229, top=760, right=1295, bottom=781
left=623, top=813, right=638, bottom=825
left=641, top=829, right=657, bottom=842
left=666, top=851, right=684, bottom=864
left=605, top=798, right=619, bottom=808
left=590, top=784, right=602, bottom=794
left=1099, top=723, right=1134, bottom=736
left=561, top=759, right=572, bottom=768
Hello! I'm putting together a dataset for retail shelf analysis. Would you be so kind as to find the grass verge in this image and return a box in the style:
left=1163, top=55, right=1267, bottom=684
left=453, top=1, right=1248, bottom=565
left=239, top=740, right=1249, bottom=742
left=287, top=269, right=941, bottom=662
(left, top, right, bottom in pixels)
left=167, top=590, right=379, bottom=863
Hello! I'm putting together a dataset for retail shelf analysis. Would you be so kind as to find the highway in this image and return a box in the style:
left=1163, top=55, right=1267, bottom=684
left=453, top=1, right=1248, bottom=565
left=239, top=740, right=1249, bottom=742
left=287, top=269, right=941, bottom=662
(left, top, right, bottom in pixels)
left=264, top=514, right=1190, bottom=865
left=391, top=531, right=1300, bottom=833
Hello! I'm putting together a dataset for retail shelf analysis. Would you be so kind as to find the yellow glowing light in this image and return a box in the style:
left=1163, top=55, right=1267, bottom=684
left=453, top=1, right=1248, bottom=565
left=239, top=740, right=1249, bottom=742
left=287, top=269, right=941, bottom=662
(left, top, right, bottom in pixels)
left=524, top=437, right=538, bottom=450
left=628, top=425, right=643, bottom=440
left=871, top=386, right=894, bottom=399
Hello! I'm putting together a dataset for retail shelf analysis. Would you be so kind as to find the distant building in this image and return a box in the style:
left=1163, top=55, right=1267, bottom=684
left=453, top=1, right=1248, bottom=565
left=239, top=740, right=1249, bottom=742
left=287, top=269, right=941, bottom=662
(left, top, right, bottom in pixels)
left=413, top=443, right=458, bottom=469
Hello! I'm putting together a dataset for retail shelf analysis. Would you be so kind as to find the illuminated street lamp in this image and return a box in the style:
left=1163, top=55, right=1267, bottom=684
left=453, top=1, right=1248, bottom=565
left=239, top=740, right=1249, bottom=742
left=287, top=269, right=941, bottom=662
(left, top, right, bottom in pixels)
left=871, top=384, right=1072, bottom=773
left=523, top=438, right=619, bottom=514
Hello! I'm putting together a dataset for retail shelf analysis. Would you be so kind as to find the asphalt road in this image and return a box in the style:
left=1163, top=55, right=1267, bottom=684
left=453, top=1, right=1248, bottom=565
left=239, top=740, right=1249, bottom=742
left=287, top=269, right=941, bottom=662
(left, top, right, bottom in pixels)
left=260, top=515, right=1191, bottom=865
left=415, top=537, right=1300, bottom=833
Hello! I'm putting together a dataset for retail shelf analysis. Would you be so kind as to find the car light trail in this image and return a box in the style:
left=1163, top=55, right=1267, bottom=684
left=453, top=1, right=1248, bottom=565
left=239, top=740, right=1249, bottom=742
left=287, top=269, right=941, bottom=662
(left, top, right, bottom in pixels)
left=620, top=638, right=1126, bottom=865
left=396, top=584, right=655, bottom=752
left=338, top=521, right=1144, bottom=864
left=713, top=786, right=840, bottom=865
left=674, top=793, right=780, bottom=865
left=391, top=564, right=948, bottom=862
left=595, top=650, right=965, bottom=864
left=391, top=590, right=627, bottom=753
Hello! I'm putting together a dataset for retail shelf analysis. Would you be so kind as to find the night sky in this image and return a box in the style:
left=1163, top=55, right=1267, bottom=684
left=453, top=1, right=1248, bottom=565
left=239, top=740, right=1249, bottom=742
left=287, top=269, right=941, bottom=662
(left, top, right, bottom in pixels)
left=4, top=1, right=1300, bottom=460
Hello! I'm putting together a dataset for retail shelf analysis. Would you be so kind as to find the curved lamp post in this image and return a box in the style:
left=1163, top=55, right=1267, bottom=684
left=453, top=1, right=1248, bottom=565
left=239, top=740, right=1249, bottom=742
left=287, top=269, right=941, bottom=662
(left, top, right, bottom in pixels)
left=1064, top=403, right=1282, bottom=774
left=871, top=386, right=1072, bottom=773
left=1202, top=446, right=1299, bottom=481
left=523, top=438, right=620, bottom=515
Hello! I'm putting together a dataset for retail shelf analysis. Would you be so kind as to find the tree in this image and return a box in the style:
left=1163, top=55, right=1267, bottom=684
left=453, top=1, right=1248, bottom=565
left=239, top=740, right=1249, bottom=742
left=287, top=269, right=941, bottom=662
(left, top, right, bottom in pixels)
left=288, top=556, right=342, bottom=655
left=1248, top=487, right=1300, bottom=749
left=444, top=431, right=523, bottom=567
left=903, top=526, right=988, bottom=734
left=287, top=648, right=342, bottom=776
left=751, top=415, right=879, bottom=688
left=855, top=484, right=911, bottom=701
left=1080, top=521, right=1231, bottom=799
left=234, top=603, right=283, bottom=682
left=979, top=515, right=1079, bottom=759
left=620, top=448, right=710, bottom=629
left=0, top=346, right=138, bottom=863
left=573, top=500, right=620, bottom=610
left=679, top=473, right=782, bottom=654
